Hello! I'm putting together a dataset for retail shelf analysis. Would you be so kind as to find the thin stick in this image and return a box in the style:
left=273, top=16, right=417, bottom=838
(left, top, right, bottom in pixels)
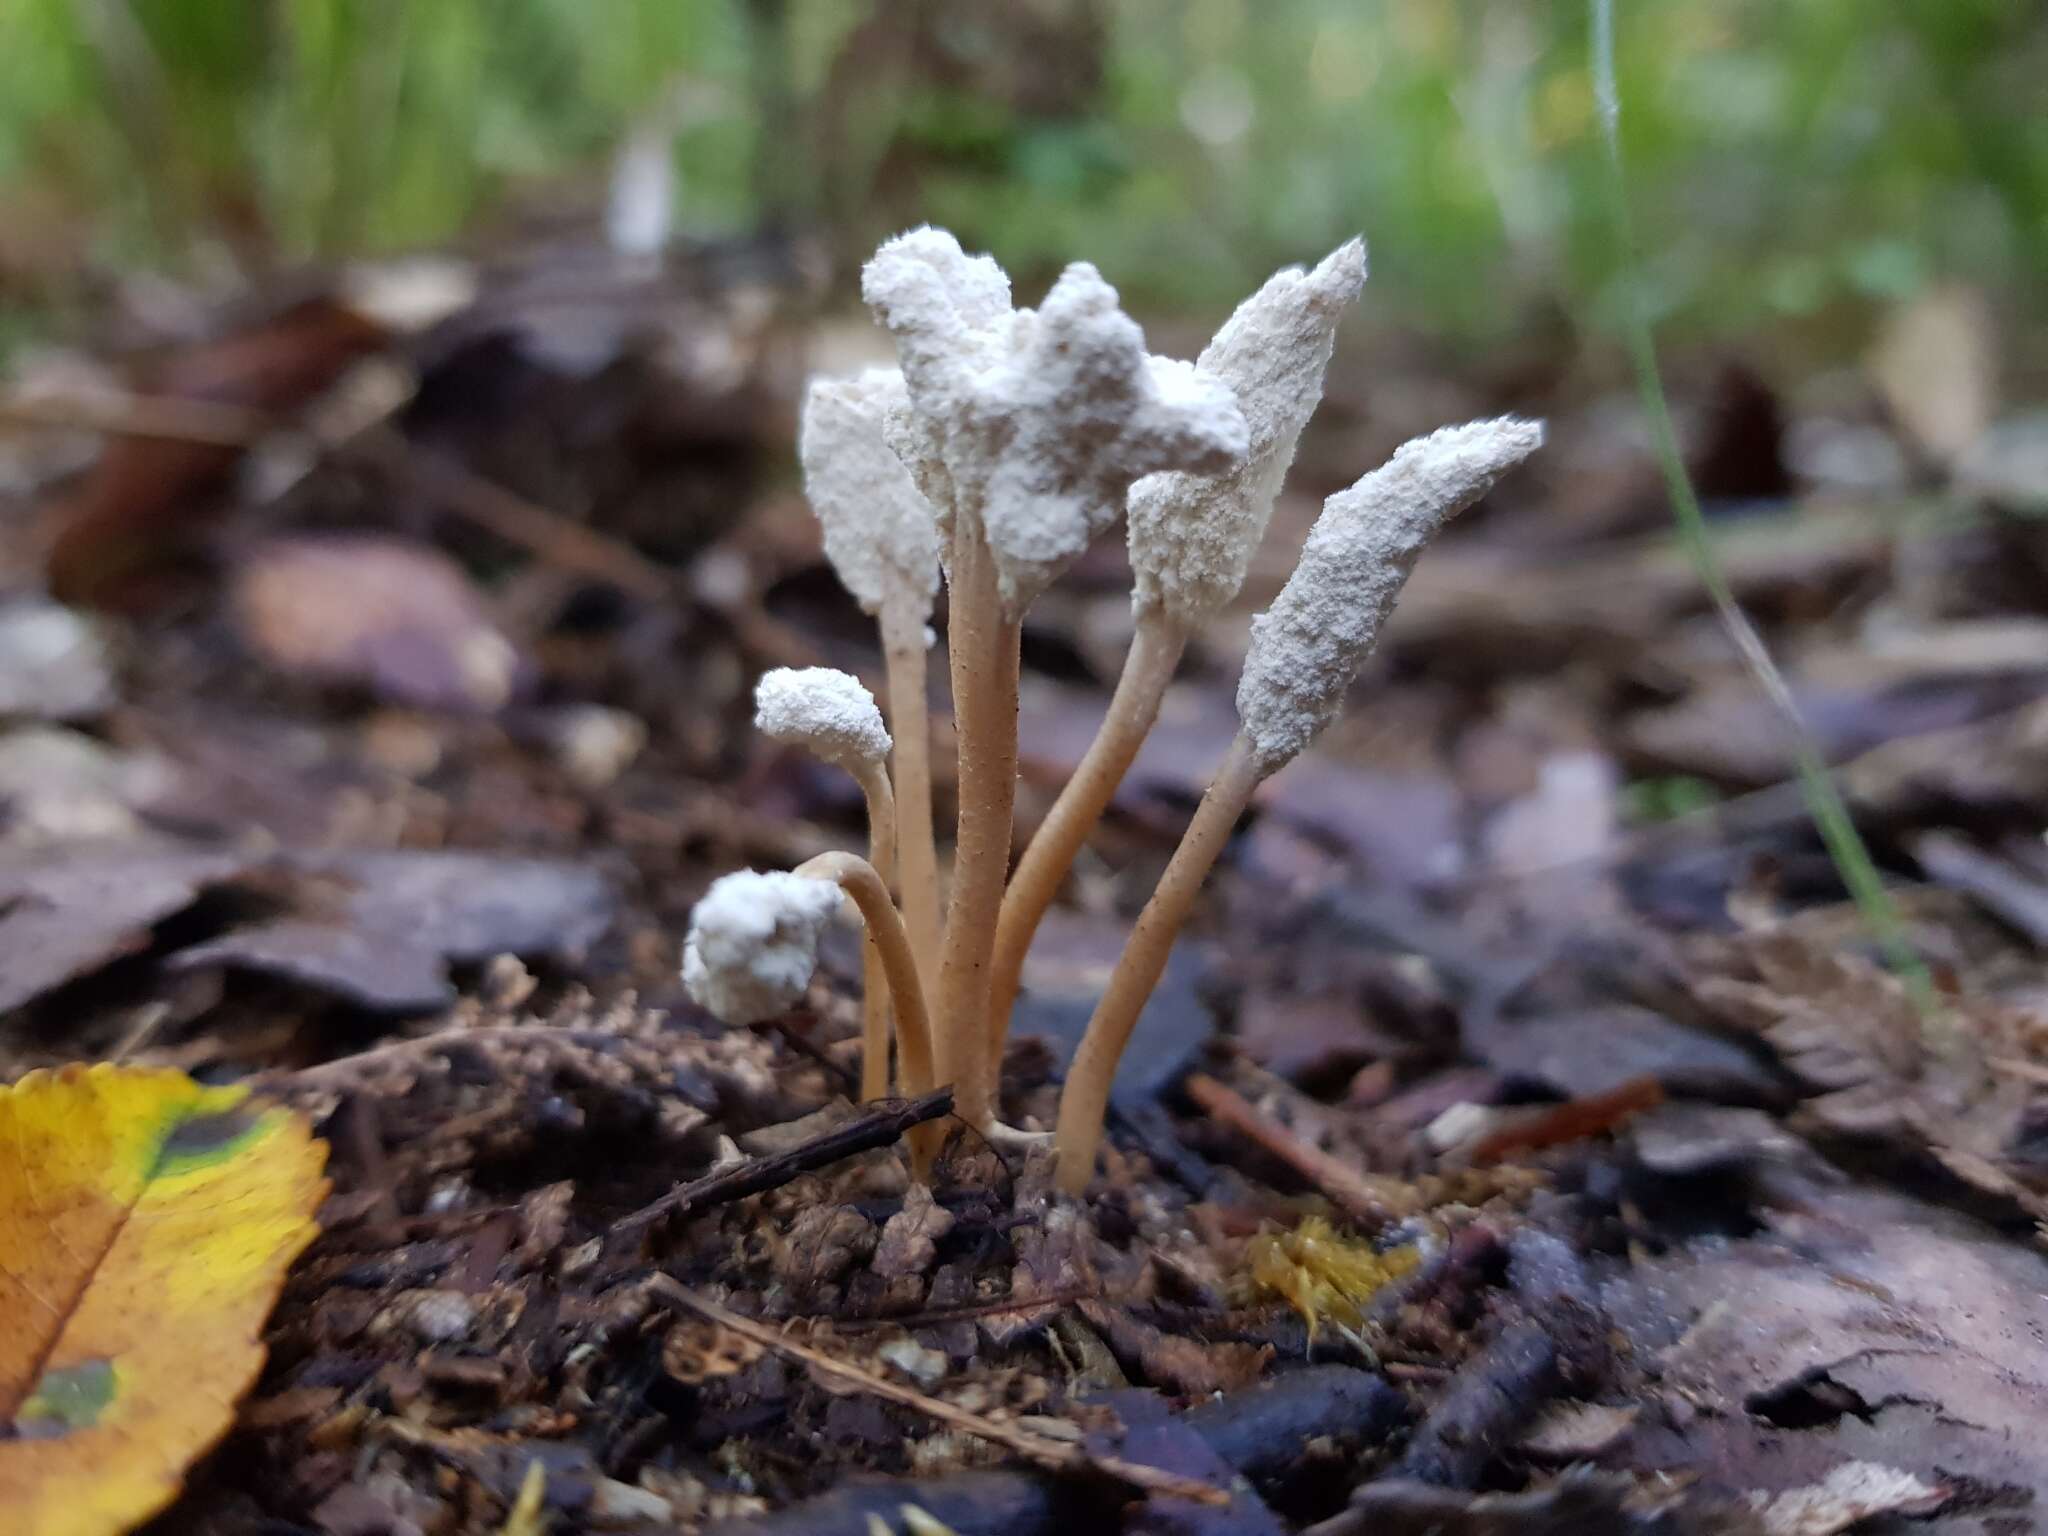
left=1054, top=736, right=1261, bottom=1193
left=984, top=607, right=1186, bottom=1089
left=853, top=764, right=900, bottom=1103
left=795, top=852, right=935, bottom=1109
left=646, top=1277, right=1228, bottom=1505
left=935, top=513, right=1022, bottom=1130
left=879, top=594, right=942, bottom=995
left=610, top=1087, right=953, bottom=1237
left=1182, top=1072, right=1411, bottom=1226
left=285, top=1024, right=626, bottom=1091
left=0, top=390, right=272, bottom=446
left=353, top=427, right=676, bottom=603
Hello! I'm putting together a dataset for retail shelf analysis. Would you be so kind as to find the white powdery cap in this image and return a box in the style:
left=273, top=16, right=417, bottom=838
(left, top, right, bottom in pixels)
left=681, top=868, right=844, bottom=1025
left=864, top=228, right=1248, bottom=617
left=799, top=369, right=941, bottom=617
left=1237, top=416, right=1544, bottom=775
left=861, top=225, right=1014, bottom=407
left=754, top=666, right=891, bottom=771
left=1128, top=238, right=1367, bottom=626
left=967, top=261, right=1247, bottom=613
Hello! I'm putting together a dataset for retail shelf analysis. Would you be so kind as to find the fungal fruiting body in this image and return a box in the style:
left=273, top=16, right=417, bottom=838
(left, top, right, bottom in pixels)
left=681, top=859, right=935, bottom=1150
left=1235, top=417, right=1546, bottom=776
left=863, top=227, right=1247, bottom=1130
left=753, top=665, right=892, bottom=775
left=754, top=666, right=902, bottom=1101
left=1053, top=416, right=1546, bottom=1192
left=798, top=375, right=945, bottom=989
left=682, top=869, right=844, bottom=1027
left=679, top=224, right=1543, bottom=1193
left=983, top=239, right=1368, bottom=1087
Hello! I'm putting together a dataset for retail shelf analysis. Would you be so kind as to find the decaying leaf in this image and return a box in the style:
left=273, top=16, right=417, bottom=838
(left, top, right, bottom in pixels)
left=1691, top=931, right=2048, bottom=1219
left=1749, top=1461, right=1945, bottom=1536
left=231, top=533, right=522, bottom=713
left=170, top=849, right=615, bottom=1012
left=0, top=1064, right=328, bottom=1536
left=873, top=1184, right=955, bottom=1281
left=1608, top=1184, right=2048, bottom=1511
left=0, top=852, right=248, bottom=1018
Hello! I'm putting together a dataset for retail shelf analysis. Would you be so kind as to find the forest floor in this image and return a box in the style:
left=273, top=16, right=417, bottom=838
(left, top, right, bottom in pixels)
left=3, top=240, right=2047, bottom=1536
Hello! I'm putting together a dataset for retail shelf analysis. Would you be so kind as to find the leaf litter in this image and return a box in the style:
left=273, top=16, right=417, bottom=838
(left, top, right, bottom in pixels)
left=0, top=235, right=2047, bottom=1536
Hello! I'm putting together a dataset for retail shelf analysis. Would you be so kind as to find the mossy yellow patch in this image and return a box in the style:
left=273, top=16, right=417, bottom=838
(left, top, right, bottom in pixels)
left=1245, top=1216, right=1419, bottom=1337
left=0, top=1064, right=327, bottom=1536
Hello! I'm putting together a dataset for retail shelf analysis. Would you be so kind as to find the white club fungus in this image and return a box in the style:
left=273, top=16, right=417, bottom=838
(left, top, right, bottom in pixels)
left=681, top=869, right=844, bottom=1025
left=753, top=667, right=891, bottom=772
left=1236, top=416, right=1545, bottom=776
left=1128, top=238, right=1367, bottom=626
left=798, top=370, right=941, bottom=615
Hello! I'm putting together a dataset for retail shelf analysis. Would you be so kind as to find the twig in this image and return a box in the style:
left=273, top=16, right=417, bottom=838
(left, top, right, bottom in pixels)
left=285, top=1024, right=625, bottom=1091
left=645, top=1276, right=1229, bottom=1505
left=611, top=1087, right=954, bottom=1237
left=0, top=390, right=274, bottom=446
left=351, top=425, right=676, bottom=602
left=1465, top=1075, right=1664, bottom=1166
left=1182, top=1072, right=1413, bottom=1227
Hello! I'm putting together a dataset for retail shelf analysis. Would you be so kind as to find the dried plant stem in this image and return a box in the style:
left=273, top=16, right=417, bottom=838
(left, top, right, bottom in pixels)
left=1055, top=735, right=1260, bottom=1192
left=935, top=514, right=1022, bottom=1130
left=984, top=607, right=1188, bottom=1093
left=795, top=852, right=934, bottom=1110
left=852, top=765, right=899, bottom=1102
left=879, top=595, right=942, bottom=995
left=646, top=1277, right=1227, bottom=1504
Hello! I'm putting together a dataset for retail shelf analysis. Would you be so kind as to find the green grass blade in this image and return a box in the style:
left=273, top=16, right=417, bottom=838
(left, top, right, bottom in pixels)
left=1588, top=0, right=1940, bottom=1021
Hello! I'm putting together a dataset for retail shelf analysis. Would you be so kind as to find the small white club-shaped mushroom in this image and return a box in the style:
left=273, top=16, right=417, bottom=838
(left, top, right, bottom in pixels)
left=1054, top=415, right=1545, bottom=1192
left=862, top=228, right=1248, bottom=1131
left=1237, top=416, right=1546, bottom=776
left=754, top=665, right=892, bottom=773
left=794, top=383, right=947, bottom=988
left=1128, top=237, right=1368, bottom=628
left=983, top=240, right=1367, bottom=1083
left=799, top=372, right=942, bottom=624
left=966, top=261, right=1248, bottom=617
left=860, top=225, right=1016, bottom=408
left=753, top=667, right=909, bottom=1103
left=682, top=869, right=844, bottom=1026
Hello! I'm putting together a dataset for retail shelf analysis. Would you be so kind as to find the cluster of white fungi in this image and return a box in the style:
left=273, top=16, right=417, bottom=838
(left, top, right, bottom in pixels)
left=684, top=227, right=1543, bottom=1193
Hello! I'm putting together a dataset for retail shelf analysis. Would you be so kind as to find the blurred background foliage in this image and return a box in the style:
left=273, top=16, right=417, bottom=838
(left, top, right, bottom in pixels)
left=1, top=0, right=2043, bottom=364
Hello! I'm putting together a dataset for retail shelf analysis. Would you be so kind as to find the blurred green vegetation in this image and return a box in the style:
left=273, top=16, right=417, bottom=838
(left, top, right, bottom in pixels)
left=1, top=0, right=2042, bottom=353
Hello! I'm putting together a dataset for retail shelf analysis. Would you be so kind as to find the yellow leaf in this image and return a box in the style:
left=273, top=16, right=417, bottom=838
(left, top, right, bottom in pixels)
left=0, top=1064, right=328, bottom=1536
left=497, top=1459, right=548, bottom=1536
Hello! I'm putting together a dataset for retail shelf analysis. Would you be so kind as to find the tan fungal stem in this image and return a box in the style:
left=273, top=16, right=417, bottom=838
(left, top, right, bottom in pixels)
left=794, top=850, right=941, bottom=1175
left=879, top=594, right=942, bottom=998
left=934, top=512, right=1021, bottom=1130
left=851, top=763, right=900, bottom=1102
left=984, top=607, right=1187, bottom=1090
left=1053, top=734, right=1261, bottom=1192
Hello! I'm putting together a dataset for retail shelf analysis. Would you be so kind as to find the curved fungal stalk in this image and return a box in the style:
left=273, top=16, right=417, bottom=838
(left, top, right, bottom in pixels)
left=681, top=857, right=940, bottom=1177
left=789, top=852, right=936, bottom=1112
left=798, top=373, right=944, bottom=987
left=984, top=241, right=1366, bottom=1084
left=1053, top=416, right=1546, bottom=1192
left=754, top=666, right=901, bottom=1100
